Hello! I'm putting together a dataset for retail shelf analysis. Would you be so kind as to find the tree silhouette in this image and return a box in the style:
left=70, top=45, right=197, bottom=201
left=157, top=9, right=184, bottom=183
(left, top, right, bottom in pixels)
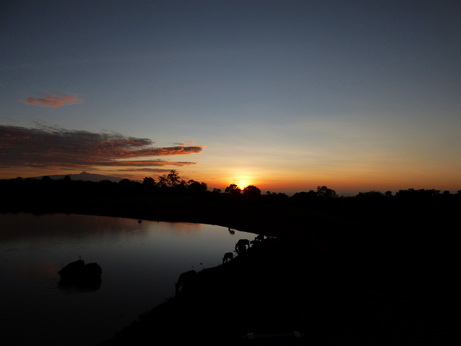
left=225, top=184, right=241, bottom=195
left=157, top=170, right=181, bottom=187
left=187, top=180, right=208, bottom=193
left=242, top=185, right=261, bottom=198
left=316, top=185, right=337, bottom=199
left=143, top=177, right=156, bottom=187
left=167, top=170, right=180, bottom=186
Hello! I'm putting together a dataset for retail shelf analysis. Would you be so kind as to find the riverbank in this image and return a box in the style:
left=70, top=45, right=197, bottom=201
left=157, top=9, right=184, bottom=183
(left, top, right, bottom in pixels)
left=99, top=223, right=460, bottom=345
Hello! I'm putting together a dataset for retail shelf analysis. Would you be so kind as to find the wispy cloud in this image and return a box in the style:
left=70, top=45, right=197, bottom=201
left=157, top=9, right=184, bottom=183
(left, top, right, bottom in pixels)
left=0, top=125, right=203, bottom=170
left=174, top=140, right=196, bottom=146
left=21, top=94, right=83, bottom=107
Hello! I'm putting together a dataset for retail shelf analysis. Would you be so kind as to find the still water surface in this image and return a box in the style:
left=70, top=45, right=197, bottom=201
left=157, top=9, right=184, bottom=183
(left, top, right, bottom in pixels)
left=0, top=213, right=252, bottom=345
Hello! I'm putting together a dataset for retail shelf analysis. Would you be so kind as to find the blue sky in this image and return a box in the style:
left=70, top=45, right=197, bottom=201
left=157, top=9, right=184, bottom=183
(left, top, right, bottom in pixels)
left=1, top=0, right=460, bottom=194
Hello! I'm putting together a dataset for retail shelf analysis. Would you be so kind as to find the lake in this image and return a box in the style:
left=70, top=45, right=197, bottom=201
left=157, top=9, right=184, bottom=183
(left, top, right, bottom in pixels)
left=0, top=213, right=254, bottom=346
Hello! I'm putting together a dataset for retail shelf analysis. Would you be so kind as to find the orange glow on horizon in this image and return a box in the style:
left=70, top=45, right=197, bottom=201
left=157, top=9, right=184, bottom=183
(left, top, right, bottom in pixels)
left=232, top=177, right=252, bottom=190
left=204, top=169, right=461, bottom=196
left=2, top=167, right=459, bottom=197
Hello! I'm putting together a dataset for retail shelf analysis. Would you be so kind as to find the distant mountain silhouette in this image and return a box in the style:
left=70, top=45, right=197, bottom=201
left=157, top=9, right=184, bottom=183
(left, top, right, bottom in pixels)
left=30, top=171, right=126, bottom=182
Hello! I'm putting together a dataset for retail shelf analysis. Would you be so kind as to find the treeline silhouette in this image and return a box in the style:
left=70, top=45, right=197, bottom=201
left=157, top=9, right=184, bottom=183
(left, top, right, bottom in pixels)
left=1, top=170, right=459, bottom=239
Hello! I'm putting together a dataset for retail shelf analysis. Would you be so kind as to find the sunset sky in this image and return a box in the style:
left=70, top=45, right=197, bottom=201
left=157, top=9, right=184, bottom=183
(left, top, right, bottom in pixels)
left=1, top=0, right=460, bottom=195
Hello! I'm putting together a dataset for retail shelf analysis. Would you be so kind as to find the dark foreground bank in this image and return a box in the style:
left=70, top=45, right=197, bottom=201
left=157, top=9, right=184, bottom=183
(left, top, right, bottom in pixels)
left=100, top=227, right=460, bottom=346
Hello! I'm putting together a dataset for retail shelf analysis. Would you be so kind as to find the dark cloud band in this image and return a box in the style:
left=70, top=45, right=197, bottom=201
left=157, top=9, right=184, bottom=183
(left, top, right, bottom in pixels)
left=0, top=125, right=203, bottom=170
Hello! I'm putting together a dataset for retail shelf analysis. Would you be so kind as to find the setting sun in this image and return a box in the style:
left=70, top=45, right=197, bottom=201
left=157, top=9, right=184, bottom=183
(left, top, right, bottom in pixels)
left=233, top=177, right=252, bottom=190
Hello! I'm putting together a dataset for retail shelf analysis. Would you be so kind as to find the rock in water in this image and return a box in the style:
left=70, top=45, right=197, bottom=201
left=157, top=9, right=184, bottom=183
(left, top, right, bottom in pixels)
left=58, top=259, right=102, bottom=292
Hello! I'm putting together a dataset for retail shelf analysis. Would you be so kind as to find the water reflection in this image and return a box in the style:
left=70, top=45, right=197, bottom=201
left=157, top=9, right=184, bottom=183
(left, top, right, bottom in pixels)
left=0, top=213, right=251, bottom=346
left=0, top=212, right=152, bottom=241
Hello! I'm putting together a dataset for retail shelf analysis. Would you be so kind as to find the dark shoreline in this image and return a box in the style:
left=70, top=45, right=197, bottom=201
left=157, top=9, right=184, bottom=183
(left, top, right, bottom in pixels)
left=1, top=179, right=460, bottom=345
left=98, top=218, right=460, bottom=346
left=97, top=210, right=459, bottom=345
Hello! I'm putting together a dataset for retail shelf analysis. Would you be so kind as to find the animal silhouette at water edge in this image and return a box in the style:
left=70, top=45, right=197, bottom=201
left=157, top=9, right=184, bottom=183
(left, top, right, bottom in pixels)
left=222, top=252, right=234, bottom=263
left=254, top=234, right=265, bottom=242
left=235, top=239, right=250, bottom=254
left=175, top=270, right=198, bottom=294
